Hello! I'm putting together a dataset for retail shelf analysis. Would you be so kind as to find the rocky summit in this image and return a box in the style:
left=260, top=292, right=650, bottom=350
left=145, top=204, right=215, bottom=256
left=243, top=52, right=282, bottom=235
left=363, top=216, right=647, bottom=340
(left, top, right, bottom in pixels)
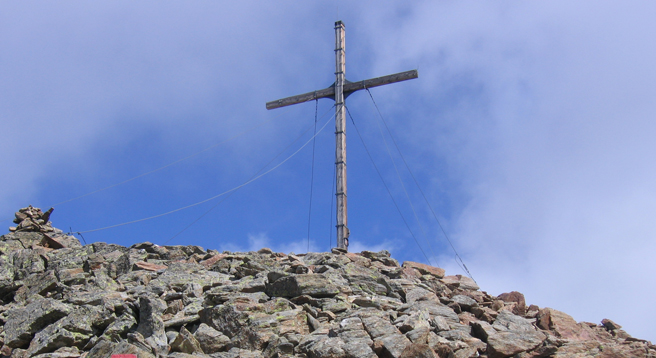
left=0, top=207, right=654, bottom=358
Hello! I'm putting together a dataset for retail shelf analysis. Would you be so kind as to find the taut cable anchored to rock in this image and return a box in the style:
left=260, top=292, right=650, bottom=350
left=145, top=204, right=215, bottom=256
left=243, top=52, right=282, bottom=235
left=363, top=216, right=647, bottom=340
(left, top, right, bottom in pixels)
left=0, top=206, right=653, bottom=357
left=70, top=108, right=336, bottom=236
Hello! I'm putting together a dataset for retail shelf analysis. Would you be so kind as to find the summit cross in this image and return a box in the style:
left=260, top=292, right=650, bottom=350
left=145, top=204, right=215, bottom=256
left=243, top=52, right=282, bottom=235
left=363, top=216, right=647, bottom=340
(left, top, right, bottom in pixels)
left=266, top=21, right=418, bottom=251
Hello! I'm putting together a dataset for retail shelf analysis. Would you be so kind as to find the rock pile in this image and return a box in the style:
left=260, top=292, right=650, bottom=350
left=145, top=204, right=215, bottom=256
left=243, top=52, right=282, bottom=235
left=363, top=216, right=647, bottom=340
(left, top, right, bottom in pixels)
left=9, top=206, right=55, bottom=234
left=0, top=207, right=654, bottom=358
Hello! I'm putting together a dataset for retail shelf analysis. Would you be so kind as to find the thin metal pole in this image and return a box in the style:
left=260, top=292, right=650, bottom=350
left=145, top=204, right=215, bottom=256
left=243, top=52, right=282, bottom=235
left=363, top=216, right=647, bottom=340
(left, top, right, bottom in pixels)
left=334, top=21, right=349, bottom=251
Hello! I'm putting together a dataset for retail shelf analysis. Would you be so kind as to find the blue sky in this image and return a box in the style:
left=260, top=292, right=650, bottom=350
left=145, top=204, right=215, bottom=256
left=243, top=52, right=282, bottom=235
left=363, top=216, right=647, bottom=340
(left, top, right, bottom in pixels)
left=2, top=1, right=655, bottom=341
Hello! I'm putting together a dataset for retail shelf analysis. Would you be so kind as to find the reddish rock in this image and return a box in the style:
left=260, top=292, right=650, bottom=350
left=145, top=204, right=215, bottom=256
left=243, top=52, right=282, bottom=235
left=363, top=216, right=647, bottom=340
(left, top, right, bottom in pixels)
left=402, top=261, right=445, bottom=278
left=498, top=291, right=526, bottom=316
left=458, top=311, right=478, bottom=326
left=0, top=345, right=12, bottom=356
left=601, top=318, right=622, bottom=331
left=441, top=275, right=479, bottom=290
left=525, top=304, right=540, bottom=318
left=346, top=252, right=371, bottom=267
left=401, top=266, right=422, bottom=280
left=41, top=234, right=65, bottom=249
left=200, top=253, right=226, bottom=268
left=399, top=343, right=438, bottom=358
left=132, top=261, right=167, bottom=272
left=537, top=308, right=596, bottom=341
left=491, top=300, right=505, bottom=311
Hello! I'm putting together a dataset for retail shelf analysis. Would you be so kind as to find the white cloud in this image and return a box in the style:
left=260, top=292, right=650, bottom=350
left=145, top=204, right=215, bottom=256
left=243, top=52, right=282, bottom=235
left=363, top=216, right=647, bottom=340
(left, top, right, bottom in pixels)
left=374, top=1, right=656, bottom=341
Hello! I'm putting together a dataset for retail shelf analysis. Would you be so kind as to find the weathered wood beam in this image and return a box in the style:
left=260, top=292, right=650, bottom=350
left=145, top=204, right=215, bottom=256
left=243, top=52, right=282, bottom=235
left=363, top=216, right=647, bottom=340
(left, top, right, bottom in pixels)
left=343, top=69, right=418, bottom=96
left=266, top=86, right=335, bottom=110
left=265, top=69, right=418, bottom=110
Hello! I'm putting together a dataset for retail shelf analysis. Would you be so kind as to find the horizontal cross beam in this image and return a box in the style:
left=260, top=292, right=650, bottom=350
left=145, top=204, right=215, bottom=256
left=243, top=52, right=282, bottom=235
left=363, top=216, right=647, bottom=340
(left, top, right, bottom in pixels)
left=266, top=69, right=418, bottom=110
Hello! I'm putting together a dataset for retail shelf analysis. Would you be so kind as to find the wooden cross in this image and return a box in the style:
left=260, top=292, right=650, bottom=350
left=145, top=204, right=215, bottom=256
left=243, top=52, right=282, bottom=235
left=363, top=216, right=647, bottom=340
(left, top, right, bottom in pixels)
left=266, top=21, right=418, bottom=251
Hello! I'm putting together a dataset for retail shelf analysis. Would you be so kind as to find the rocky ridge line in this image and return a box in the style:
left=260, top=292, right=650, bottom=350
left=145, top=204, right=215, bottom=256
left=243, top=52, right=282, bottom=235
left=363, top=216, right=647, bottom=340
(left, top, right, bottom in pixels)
left=0, top=206, right=654, bottom=358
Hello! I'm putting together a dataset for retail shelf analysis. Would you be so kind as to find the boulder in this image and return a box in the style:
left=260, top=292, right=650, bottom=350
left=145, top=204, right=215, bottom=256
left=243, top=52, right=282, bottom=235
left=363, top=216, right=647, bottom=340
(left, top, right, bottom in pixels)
left=601, top=318, right=622, bottom=331
left=479, top=310, right=548, bottom=357
left=135, top=296, right=168, bottom=355
left=169, top=326, right=202, bottom=354
left=450, top=294, right=478, bottom=311
left=4, top=298, right=72, bottom=348
left=441, top=275, right=479, bottom=291
left=402, top=261, right=445, bottom=278
left=537, top=307, right=596, bottom=341
left=399, top=343, right=438, bottom=358
left=265, top=274, right=339, bottom=298
left=487, top=330, right=546, bottom=358
left=193, top=323, right=231, bottom=353
left=376, top=333, right=412, bottom=358
left=497, top=291, right=526, bottom=316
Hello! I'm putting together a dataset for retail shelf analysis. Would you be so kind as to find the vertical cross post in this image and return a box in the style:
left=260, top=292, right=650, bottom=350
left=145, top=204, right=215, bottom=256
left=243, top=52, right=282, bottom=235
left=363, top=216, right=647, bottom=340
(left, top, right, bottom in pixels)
left=334, top=21, right=349, bottom=250
left=265, top=21, right=417, bottom=253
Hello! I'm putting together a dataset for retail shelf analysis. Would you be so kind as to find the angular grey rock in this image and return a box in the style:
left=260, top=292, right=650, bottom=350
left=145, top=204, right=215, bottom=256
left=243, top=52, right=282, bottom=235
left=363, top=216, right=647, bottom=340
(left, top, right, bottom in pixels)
left=13, top=270, right=60, bottom=303
left=265, top=274, right=339, bottom=298
left=26, top=305, right=110, bottom=356
left=361, top=315, right=400, bottom=339
left=432, top=316, right=451, bottom=332
left=102, top=312, right=137, bottom=341
left=170, top=326, right=203, bottom=354
left=4, top=298, right=72, bottom=348
left=486, top=330, right=547, bottom=358
left=200, top=302, right=251, bottom=338
left=10, top=249, right=46, bottom=280
left=450, top=294, right=478, bottom=311
left=0, top=255, right=15, bottom=282
left=400, top=301, right=459, bottom=323
left=136, top=295, right=168, bottom=355
left=302, top=252, right=351, bottom=268
left=300, top=336, right=347, bottom=358
left=471, top=321, right=496, bottom=342
left=486, top=310, right=546, bottom=357
left=111, top=341, right=157, bottom=358
left=323, top=299, right=350, bottom=313
left=404, top=287, right=436, bottom=304
left=492, top=310, right=535, bottom=332
left=399, top=343, right=438, bottom=358
left=343, top=339, right=378, bottom=358
left=194, top=323, right=231, bottom=354
left=376, top=333, right=412, bottom=358
left=396, top=310, right=431, bottom=333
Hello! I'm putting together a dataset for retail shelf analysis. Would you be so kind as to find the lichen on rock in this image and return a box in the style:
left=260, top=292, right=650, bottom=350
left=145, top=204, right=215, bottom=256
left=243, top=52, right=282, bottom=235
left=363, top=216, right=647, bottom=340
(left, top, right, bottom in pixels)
left=0, top=206, right=653, bottom=358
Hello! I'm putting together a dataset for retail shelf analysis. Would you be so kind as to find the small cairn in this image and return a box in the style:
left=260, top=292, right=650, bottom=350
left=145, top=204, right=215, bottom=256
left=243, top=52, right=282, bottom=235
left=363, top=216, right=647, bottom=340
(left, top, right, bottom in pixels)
left=9, top=205, right=55, bottom=233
